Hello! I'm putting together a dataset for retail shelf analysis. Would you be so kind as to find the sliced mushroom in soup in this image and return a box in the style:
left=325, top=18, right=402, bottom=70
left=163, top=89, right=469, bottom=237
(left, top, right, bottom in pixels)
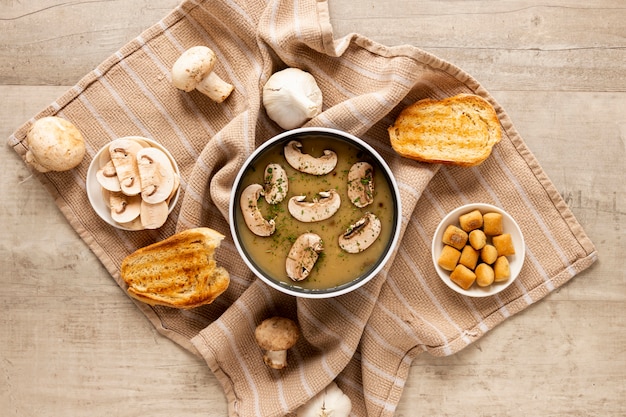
left=263, top=163, right=288, bottom=204
left=347, top=161, right=374, bottom=208
left=287, top=190, right=341, bottom=222
left=285, top=233, right=324, bottom=281
left=283, top=140, right=337, bottom=175
left=240, top=183, right=276, bottom=237
left=338, top=212, right=382, bottom=254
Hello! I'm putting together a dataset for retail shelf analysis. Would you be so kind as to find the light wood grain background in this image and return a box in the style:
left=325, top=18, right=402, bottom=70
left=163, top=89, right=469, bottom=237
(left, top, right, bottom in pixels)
left=1, top=1, right=624, bottom=416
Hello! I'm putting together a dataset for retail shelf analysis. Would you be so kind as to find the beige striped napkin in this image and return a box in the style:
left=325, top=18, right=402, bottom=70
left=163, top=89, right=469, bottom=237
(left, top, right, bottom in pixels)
left=8, top=0, right=597, bottom=416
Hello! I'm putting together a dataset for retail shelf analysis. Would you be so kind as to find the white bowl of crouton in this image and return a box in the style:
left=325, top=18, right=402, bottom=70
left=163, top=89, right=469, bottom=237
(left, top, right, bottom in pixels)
left=432, top=203, right=525, bottom=297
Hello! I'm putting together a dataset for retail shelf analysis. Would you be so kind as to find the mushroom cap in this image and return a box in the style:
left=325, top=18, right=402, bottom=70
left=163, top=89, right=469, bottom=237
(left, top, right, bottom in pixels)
left=171, top=46, right=217, bottom=92
left=255, top=316, right=299, bottom=351
left=26, top=116, right=86, bottom=172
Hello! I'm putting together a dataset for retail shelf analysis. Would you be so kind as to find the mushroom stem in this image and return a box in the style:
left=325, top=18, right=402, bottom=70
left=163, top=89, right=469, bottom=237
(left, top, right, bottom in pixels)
left=196, top=71, right=234, bottom=103
left=263, top=349, right=288, bottom=369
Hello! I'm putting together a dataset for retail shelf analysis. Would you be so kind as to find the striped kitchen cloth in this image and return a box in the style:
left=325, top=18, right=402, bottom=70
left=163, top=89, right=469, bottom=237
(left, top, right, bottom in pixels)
left=7, top=0, right=596, bottom=416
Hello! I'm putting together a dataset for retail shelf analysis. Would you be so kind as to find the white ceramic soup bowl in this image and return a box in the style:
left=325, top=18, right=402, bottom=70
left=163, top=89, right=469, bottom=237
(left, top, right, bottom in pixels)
left=230, top=127, right=402, bottom=298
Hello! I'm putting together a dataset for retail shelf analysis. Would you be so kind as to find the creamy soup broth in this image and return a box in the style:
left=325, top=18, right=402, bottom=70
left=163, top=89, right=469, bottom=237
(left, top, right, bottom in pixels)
left=235, top=135, right=396, bottom=290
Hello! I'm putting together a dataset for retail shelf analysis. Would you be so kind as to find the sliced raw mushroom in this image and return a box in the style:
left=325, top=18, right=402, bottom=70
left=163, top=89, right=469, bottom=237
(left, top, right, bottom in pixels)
left=287, top=190, right=341, bottom=223
left=140, top=200, right=169, bottom=229
left=240, top=183, right=276, bottom=236
left=109, top=192, right=141, bottom=224
left=96, top=160, right=121, bottom=192
left=283, top=140, right=337, bottom=175
left=167, top=173, right=181, bottom=204
left=102, top=189, right=112, bottom=208
left=347, top=162, right=374, bottom=208
left=286, top=233, right=323, bottom=281
left=338, top=212, right=382, bottom=254
left=263, top=163, right=288, bottom=204
left=98, top=146, right=114, bottom=169
left=131, top=137, right=152, bottom=148
left=95, top=137, right=180, bottom=230
left=109, top=138, right=143, bottom=196
left=117, top=216, right=144, bottom=231
left=136, top=147, right=176, bottom=204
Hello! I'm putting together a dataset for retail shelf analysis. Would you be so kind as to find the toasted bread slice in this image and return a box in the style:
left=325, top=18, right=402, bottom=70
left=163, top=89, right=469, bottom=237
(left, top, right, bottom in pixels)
left=121, top=227, right=230, bottom=309
left=388, top=94, right=502, bottom=167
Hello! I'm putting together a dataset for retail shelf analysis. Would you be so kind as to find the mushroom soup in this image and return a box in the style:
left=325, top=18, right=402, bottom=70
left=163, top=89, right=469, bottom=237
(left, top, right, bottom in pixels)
left=234, top=134, right=397, bottom=291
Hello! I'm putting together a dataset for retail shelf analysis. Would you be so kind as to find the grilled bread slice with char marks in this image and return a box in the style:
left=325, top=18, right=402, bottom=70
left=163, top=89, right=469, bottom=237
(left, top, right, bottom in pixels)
left=388, top=94, right=502, bottom=167
left=121, top=227, right=230, bottom=309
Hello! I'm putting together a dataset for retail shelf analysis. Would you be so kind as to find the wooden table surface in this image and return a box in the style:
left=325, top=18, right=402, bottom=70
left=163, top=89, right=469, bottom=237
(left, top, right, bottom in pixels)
left=1, top=1, right=624, bottom=416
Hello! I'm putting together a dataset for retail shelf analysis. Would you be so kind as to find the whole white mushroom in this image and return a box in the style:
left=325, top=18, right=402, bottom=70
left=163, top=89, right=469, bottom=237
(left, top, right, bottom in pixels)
left=171, top=46, right=234, bottom=103
left=25, top=116, right=86, bottom=173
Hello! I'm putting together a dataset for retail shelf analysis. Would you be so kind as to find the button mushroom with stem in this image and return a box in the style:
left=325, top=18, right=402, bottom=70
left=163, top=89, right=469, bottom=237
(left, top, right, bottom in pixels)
left=285, top=232, right=324, bottom=281
left=295, top=381, right=352, bottom=417
left=171, top=46, right=234, bottom=103
left=338, top=212, right=382, bottom=253
left=283, top=140, right=337, bottom=175
left=240, top=183, right=276, bottom=237
left=287, top=190, right=341, bottom=223
left=254, top=316, right=299, bottom=370
left=24, top=116, right=86, bottom=173
left=136, top=147, right=176, bottom=204
left=263, top=163, right=288, bottom=204
left=109, top=138, right=143, bottom=196
left=347, top=161, right=375, bottom=208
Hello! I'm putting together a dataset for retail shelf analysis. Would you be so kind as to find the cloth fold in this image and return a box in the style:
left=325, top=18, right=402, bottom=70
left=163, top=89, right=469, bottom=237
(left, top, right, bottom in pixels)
left=8, top=0, right=596, bottom=416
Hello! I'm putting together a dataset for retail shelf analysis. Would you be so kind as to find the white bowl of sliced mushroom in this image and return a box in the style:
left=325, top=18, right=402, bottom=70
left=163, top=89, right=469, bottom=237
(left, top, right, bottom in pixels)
left=86, top=136, right=181, bottom=230
left=230, top=127, right=402, bottom=298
